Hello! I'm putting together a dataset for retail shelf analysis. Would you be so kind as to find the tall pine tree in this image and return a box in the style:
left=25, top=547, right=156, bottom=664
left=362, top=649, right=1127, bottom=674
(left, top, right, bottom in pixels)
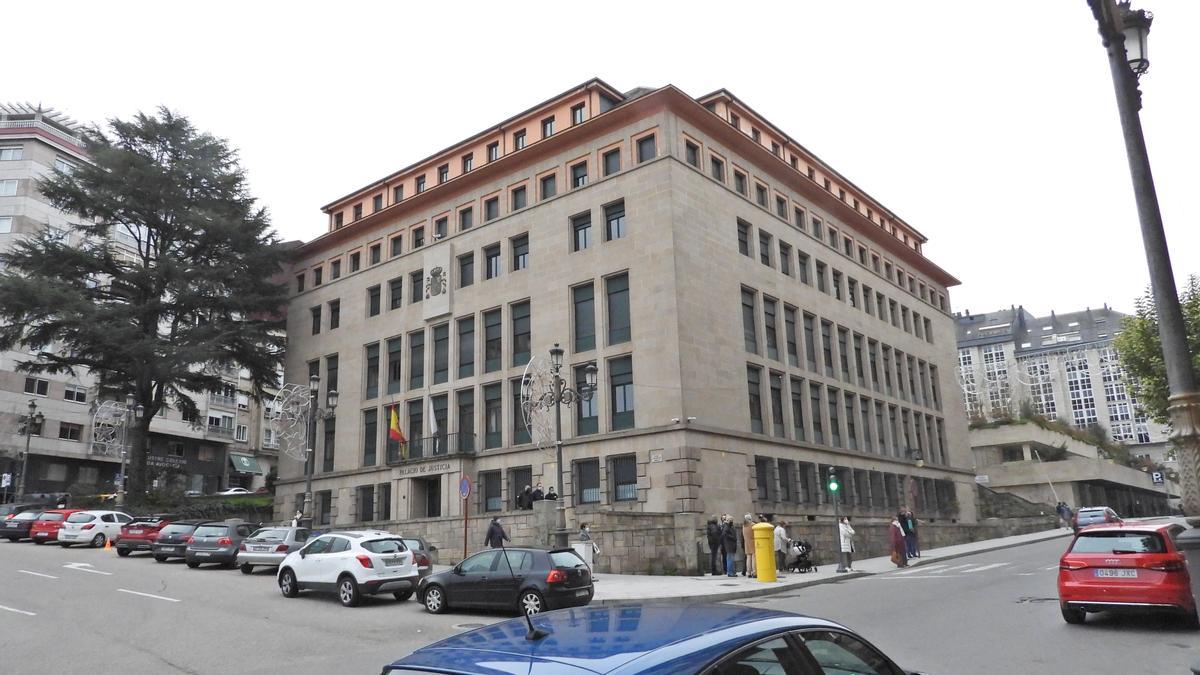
left=0, top=109, right=287, bottom=499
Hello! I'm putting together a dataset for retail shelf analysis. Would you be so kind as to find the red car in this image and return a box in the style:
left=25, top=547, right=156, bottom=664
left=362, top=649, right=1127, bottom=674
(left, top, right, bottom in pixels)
left=115, top=514, right=178, bottom=557
left=1058, top=520, right=1196, bottom=627
left=29, top=509, right=82, bottom=544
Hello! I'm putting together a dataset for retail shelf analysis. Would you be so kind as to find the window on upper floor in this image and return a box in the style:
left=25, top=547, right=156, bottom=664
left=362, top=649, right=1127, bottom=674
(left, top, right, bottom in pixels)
left=775, top=196, right=787, bottom=219
left=330, top=259, right=341, bottom=279
left=352, top=204, right=362, bottom=221
left=484, top=244, right=500, bottom=280
left=390, top=235, right=403, bottom=258
left=737, top=220, right=750, bottom=256
left=751, top=128, right=762, bottom=142
left=603, top=149, right=620, bottom=176
left=711, top=156, right=725, bottom=182
left=540, top=174, right=556, bottom=200
left=333, top=212, right=343, bottom=229
left=755, top=184, right=768, bottom=207
left=511, top=234, right=529, bottom=271
left=435, top=217, right=447, bottom=239
left=458, top=253, right=474, bottom=289
left=511, top=185, right=527, bottom=211
left=604, top=200, right=625, bottom=241
left=459, top=207, right=473, bottom=231
left=413, top=227, right=425, bottom=249
left=369, top=243, right=381, bottom=265
left=415, top=175, right=426, bottom=193
left=393, top=185, right=403, bottom=203
left=462, top=153, right=473, bottom=173
left=571, top=212, right=592, bottom=252
left=349, top=252, right=360, bottom=272
left=438, top=164, right=449, bottom=184
left=373, top=195, right=383, bottom=212
left=571, top=103, right=586, bottom=125
left=541, top=116, right=555, bottom=138
left=685, top=141, right=699, bottom=167
left=636, top=134, right=656, bottom=163
left=734, top=171, right=746, bottom=195
left=487, top=142, right=500, bottom=162
left=484, top=196, right=499, bottom=221
left=571, top=161, right=588, bottom=188
left=513, top=129, right=527, bottom=150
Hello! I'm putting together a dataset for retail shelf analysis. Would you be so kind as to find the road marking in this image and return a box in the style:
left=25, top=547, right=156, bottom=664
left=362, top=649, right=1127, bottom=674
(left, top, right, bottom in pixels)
left=875, top=575, right=966, bottom=580
left=938, top=564, right=978, bottom=573
left=894, top=564, right=949, bottom=575
left=117, top=589, right=181, bottom=603
left=1044, top=565, right=1060, bottom=571
left=962, top=563, right=1011, bottom=574
left=0, top=604, right=36, bottom=616
left=63, top=562, right=112, bottom=576
left=18, top=570, right=58, bottom=579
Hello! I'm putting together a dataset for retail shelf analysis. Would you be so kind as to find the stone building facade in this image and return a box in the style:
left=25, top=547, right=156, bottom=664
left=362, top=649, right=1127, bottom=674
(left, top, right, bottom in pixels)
left=277, top=79, right=978, bottom=570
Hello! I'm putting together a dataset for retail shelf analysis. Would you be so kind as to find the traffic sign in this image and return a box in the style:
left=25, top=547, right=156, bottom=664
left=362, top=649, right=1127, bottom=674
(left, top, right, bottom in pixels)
left=1, top=473, right=10, bottom=488
left=459, top=476, right=471, bottom=500
left=1152, top=471, right=1165, bottom=485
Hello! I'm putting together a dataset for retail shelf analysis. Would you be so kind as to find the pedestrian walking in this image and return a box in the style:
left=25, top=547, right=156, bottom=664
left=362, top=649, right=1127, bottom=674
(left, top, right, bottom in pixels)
left=889, top=516, right=908, bottom=567
left=838, top=517, right=855, bottom=572
left=531, top=484, right=545, bottom=503
left=741, top=514, right=757, bottom=577
left=705, top=515, right=722, bottom=575
left=720, top=515, right=738, bottom=577
left=899, top=507, right=920, bottom=559
left=484, top=516, right=510, bottom=549
left=579, top=523, right=599, bottom=555
left=1056, top=502, right=1073, bottom=529
left=773, top=520, right=789, bottom=574
left=545, top=486, right=558, bottom=501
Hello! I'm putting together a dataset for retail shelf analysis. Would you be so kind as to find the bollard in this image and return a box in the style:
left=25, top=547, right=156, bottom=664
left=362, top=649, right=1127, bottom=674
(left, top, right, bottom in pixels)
left=753, top=522, right=776, bottom=583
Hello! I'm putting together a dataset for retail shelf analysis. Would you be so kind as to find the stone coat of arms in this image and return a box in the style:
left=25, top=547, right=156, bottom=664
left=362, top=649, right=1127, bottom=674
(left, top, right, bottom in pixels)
left=426, top=266, right=447, bottom=299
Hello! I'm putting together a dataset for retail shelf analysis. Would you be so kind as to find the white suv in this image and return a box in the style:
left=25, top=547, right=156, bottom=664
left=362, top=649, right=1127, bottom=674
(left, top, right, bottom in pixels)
left=277, top=530, right=419, bottom=607
left=58, top=510, right=132, bottom=548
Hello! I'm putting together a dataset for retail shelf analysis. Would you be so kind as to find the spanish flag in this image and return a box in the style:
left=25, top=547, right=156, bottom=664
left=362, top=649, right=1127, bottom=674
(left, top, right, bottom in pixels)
left=389, top=405, right=406, bottom=444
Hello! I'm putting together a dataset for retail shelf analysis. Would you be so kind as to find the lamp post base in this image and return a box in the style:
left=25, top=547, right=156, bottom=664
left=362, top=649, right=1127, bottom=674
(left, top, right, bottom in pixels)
left=1168, top=392, right=1200, bottom=518
left=553, top=499, right=569, bottom=550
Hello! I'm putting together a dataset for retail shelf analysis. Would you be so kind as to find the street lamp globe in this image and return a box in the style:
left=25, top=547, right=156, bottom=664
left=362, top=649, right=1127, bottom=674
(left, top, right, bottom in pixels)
left=135, top=404, right=145, bottom=419
left=308, top=374, right=320, bottom=393
left=125, top=393, right=135, bottom=408
left=585, top=363, right=598, bottom=390
left=1121, top=4, right=1152, bottom=74
left=326, top=389, right=339, bottom=410
left=549, top=343, right=564, bottom=370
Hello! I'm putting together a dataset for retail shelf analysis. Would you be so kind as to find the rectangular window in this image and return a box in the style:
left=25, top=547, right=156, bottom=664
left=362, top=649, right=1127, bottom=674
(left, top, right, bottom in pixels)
left=484, top=309, right=502, bottom=372
left=24, top=377, right=49, bottom=396
left=711, top=156, right=725, bottom=182
left=763, top=297, right=779, bottom=361
left=785, top=307, right=799, bottom=367
left=321, top=416, right=336, bottom=472
left=838, top=327, right=851, bottom=381
left=511, top=234, right=529, bottom=271
left=612, top=455, right=637, bottom=501
left=513, top=129, right=527, bottom=150
left=481, top=471, right=501, bottom=512
left=353, top=204, right=363, bottom=221
left=737, top=220, right=751, bottom=256
left=434, top=217, right=447, bottom=239
left=457, top=389, right=474, bottom=453
left=483, top=383, right=502, bottom=449
left=487, top=142, right=499, bottom=162
left=828, top=388, right=842, bottom=447
left=459, top=207, right=473, bottom=231
left=848, top=278, right=859, bottom=309
left=790, top=377, right=806, bottom=441
left=685, top=141, right=699, bottom=167
left=392, top=185, right=404, bottom=204
left=484, top=245, right=501, bottom=279
left=0, top=147, right=23, bottom=161
left=457, top=317, right=475, bottom=378
left=458, top=253, right=474, bottom=288
left=484, top=196, right=499, bottom=221
left=797, top=251, right=810, bottom=284
left=776, top=196, right=788, bottom=218
left=821, top=320, right=834, bottom=376
left=58, top=422, right=83, bottom=442
left=461, top=153, right=474, bottom=173
left=511, top=380, right=530, bottom=445
left=362, top=409, right=378, bottom=467
left=734, top=171, right=747, bottom=195
left=816, top=261, right=827, bottom=293
left=357, top=485, right=375, bottom=521
left=296, top=274, right=305, bottom=293
left=541, top=116, right=555, bottom=138
left=576, top=459, right=600, bottom=505
left=803, top=313, right=817, bottom=371
left=610, top=356, right=635, bottom=430
left=413, top=228, right=425, bottom=249
left=369, top=244, right=381, bottom=265
left=389, top=277, right=403, bottom=310
left=571, top=161, right=588, bottom=187
left=832, top=271, right=843, bottom=301
left=411, top=270, right=423, bottom=303
left=408, top=330, right=425, bottom=389
left=571, top=212, right=592, bottom=252
left=390, top=235, right=403, bottom=258
left=810, top=383, right=824, bottom=444
left=759, top=232, right=772, bottom=267
left=755, top=184, right=768, bottom=207
left=604, top=201, right=626, bottom=241
left=386, top=338, right=402, bottom=395
left=636, top=135, right=656, bottom=162
left=406, top=400, right=423, bottom=458
left=573, top=283, right=595, bottom=352
left=845, top=393, right=858, bottom=450
left=602, top=149, right=620, bottom=176
left=571, top=103, right=586, bottom=125
left=779, top=243, right=792, bottom=276
left=415, top=176, right=425, bottom=194
left=540, top=174, right=556, bottom=200
left=433, top=323, right=449, bottom=385
left=313, top=267, right=323, bottom=286
left=576, top=364, right=599, bottom=435
left=741, top=288, right=758, bottom=353
left=367, top=285, right=381, bottom=317
left=606, top=273, right=631, bottom=344
left=770, top=373, right=785, bottom=438
left=372, top=194, right=383, bottom=212
left=364, top=343, right=380, bottom=399
left=330, top=260, right=341, bottom=279
left=64, top=384, right=87, bottom=403
left=511, top=301, right=531, bottom=366
left=511, top=185, right=527, bottom=211
left=310, top=306, right=321, bottom=335
left=747, top=365, right=764, bottom=433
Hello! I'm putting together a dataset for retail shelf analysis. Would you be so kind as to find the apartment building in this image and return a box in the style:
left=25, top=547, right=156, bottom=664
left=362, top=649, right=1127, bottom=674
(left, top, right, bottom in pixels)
left=279, top=79, right=976, bottom=558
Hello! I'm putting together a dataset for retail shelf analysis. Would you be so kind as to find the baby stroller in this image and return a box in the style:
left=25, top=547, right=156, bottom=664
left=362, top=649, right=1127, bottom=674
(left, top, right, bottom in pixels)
left=787, top=539, right=817, bottom=573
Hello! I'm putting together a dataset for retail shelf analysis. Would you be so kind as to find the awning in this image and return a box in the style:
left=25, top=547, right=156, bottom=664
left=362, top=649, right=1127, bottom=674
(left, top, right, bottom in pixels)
left=229, top=453, right=263, bottom=475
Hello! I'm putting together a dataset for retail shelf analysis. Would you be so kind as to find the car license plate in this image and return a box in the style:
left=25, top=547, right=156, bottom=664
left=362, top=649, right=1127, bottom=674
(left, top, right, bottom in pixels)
left=36, top=532, right=47, bottom=537
left=575, top=589, right=589, bottom=597
left=253, top=545, right=270, bottom=552
left=384, top=557, right=403, bottom=567
left=196, top=552, right=210, bottom=557
left=1095, top=569, right=1138, bottom=578
left=129, top=529, right=143, bottom=534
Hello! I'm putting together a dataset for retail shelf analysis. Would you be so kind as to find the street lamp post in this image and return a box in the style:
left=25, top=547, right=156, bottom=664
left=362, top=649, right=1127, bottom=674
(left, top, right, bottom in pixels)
left=117, top=393, right=144, bottom=508
left=1089, top=0, right=1200, bottom=516
left=302, top=374, right=338, bottom=528
left=15, top=399, right=44, bottom=502
left=542, top=344, right=597, bottom=549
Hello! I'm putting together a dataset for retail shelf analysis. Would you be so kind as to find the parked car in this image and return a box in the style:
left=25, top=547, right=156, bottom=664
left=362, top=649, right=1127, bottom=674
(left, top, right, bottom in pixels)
left=418, top=547, right=593, bottom=616
left=383, top=603, right=919, bottom=674
left=57, top=510, right=133, bottom=548
left=236, top=526, right=310, bottom=574
left=1059, top=520, right=1196, bottom=627
left=115, top=514, right=179, bottom=557
left=1073, top=506, right=1122, bottom=532
left=185, top=519, right=254, bottom=568
left=277, top=530, right=419, bottom=607
left=0, top=503, right=39, bottom=519
left=0, top=510, right=43, bottom=541
left=401, top=536, right=436, bottom=577
left=215, top=487, right=250, bottom=496
left=29, top=509, right=82, bottom=544
left=151, top=519, right=211, bottom=562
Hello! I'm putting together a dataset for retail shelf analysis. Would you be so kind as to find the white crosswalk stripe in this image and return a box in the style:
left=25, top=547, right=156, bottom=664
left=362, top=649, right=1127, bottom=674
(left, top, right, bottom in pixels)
left=962, top=563, right=1011, bottom=573
left=895, top=564, right=949, bottom=575
left=938, top=564, right=978, bottom=573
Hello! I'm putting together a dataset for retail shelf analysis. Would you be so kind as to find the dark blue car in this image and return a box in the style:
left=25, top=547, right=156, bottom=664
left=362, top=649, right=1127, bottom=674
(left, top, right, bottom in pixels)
left=382, top=603, right=918, bottom=675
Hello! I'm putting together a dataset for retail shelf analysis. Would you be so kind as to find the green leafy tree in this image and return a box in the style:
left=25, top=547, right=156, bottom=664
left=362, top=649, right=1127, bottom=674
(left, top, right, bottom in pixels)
left=0, top=109, right=287, bottom=500
left=1114, top=275, right=1200, bottom=424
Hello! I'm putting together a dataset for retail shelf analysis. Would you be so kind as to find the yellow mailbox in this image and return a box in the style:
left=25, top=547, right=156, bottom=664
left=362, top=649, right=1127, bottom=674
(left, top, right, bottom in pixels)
left=753, top=522, right=776, bottom=583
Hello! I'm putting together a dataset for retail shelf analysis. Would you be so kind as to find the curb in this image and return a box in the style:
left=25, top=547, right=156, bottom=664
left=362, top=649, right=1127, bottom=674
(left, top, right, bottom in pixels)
left=593, top=529, right=1073, bottom=606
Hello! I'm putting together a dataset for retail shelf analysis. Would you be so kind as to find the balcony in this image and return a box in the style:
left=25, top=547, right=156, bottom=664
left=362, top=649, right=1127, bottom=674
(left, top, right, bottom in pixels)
left=207, top=424, right=235, bottom=441
left=208, top=393, right=237, bottom=409
left=386, top=432, right=474, bottom=465
left=0, top=118, right=83, bottom=146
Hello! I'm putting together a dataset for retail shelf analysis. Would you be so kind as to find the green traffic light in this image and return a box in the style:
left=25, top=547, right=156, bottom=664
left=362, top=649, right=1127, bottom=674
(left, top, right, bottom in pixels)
left=829, top=481, right=839, bottom=492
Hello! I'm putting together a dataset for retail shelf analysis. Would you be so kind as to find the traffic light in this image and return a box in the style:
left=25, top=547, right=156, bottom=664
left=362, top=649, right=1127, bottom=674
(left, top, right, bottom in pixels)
left=827, top=466, right=840, bottom=493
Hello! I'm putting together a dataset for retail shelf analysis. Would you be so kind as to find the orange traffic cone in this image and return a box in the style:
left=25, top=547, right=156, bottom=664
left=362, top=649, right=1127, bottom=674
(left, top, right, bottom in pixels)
left=104, top=538, right=112, bottom=552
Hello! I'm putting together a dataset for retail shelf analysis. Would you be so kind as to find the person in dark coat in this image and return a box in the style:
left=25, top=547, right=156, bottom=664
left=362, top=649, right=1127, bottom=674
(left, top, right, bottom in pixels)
left=889, top=516, right=908, bottom=568
left=705, top=515, right=722, bottom=575
left=545, top=486, right=558, bottom=501
left=516, top=485, right=532, bottom=510
left=484, top=517, right=510, bottom=549
left=531, top=484, right=545, bottom=502
left=720, top=514, right=739, bottom=577
left=899, top=508, right=920, bottom=559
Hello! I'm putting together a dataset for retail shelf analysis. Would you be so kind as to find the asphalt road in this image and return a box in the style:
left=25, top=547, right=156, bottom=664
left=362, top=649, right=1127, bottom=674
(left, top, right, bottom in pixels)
left=732, top=536, right=1200, bottom=674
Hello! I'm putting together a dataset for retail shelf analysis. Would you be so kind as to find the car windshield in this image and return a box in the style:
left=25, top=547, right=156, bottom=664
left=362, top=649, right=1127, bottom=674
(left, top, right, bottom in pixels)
left=362, top=539, right=407, bottom=554
left=551, top=551, right=586, bottom=568
left=402, top=538, right=423, bottom=551
left=39, top=513, right=66, bottom=522
left=249, top=528, right=289, bottom=541
left=160, top=524, right=197, bottom=535
left=1071, top=531, right=1166, bottom=554
left=67, top=513, right=96, bottom=523
left=12, top=512, right=40, bottom=521
left=193, top=526, right=229, bottom=537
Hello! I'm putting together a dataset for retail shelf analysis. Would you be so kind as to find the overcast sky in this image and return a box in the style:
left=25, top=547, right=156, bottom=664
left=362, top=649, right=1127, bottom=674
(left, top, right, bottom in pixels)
left=7, top=1, right=1197, bottom=317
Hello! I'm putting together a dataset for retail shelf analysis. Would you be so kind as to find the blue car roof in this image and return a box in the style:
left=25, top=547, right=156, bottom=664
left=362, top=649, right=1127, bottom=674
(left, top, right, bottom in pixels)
left=384, top=603, right=843, bottom=675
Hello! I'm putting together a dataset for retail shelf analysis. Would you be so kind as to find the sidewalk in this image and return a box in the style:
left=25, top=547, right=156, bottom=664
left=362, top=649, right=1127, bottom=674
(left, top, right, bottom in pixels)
left=591, top=527, right=1072, bottom=605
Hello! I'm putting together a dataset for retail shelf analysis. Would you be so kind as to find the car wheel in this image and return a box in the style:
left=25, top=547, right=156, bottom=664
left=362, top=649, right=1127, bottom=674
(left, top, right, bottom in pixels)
left=393, top=590, right=413, bottom=602
left=279, top=568, right=299, bottom=598
left=519, top=589, right=545, bottom=616
left=153, top=555, right=167, bottom=563
left=186, top=561, right=200, bottom=569
left=90, top=534, right=106, bottom=548
left=1061, top=603, right=1086, bottom=625
left=33, top=539, right=45, bottom=545
left=1182, top=608, right=1200, bottom=630
left=117, top=548, right=131, bottom=557
left=423, top=585, right=447, bottom=614
left=7, top=537, right=19, bottom=542
left=338, top=575, right=362, bottom=607
left=240, top=563, right=254, bottom=575
left=59, top=542, right=72, bottom=548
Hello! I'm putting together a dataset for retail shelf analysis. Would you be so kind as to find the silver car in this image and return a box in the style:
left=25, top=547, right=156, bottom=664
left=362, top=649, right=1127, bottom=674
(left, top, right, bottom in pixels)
left=237, top=526, right=311, bottom=574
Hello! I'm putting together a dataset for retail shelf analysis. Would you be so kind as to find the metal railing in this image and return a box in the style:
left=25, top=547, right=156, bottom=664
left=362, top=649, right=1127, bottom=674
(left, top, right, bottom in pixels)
left=386, top=432, right=474, bottom=464
left=208, top=393, right=237, bottom=408
left=207, top=424, right=234, bottom=439
left=0, top=119, right=83, bottom=146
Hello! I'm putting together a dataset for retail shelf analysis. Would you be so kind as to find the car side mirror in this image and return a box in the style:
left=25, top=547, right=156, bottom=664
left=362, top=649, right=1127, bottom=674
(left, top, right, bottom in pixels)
left=453, top=566, right=464, bottom=575
left=299, top=549, right=307, bottom=559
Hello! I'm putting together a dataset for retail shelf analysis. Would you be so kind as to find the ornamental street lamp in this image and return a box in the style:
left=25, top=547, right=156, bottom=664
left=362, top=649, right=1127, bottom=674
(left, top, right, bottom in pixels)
left=15, top=399, right=45, bottom=501
left=117, top=393, right=144, bottom=507
left=302, top=374, right=338, bottom=528
left=1088, top=1, right=1200, bottom=516
left=530, top=344, right=597, bottom=549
